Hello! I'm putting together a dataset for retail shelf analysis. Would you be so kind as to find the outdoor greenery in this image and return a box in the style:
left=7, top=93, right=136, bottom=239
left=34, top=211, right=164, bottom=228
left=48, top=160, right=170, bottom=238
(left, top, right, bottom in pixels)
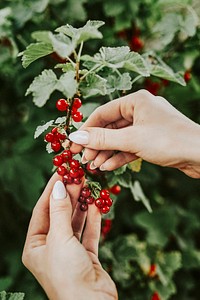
left=0, top=0, right=200, bottom=299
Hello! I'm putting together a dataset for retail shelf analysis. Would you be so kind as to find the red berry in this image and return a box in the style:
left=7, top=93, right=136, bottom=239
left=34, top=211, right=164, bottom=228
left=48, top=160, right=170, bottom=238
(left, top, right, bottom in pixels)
left=57, top=133, right=66, bottom=140
left=53, top=155, right=63, bottom=166
left=101, top=206, right=110, bottom=214
left=148, top=264, right=157, bottom=277
left=78, top=167, right=85, bottom=178
left=78, top=195, right=86, bottom=203
left=184, top=70, right=192, bottom=83
left=109, top=184, right=121, bottom=195
left=104, top=219, right=112, bottom=227
left=70, top=159, right=80, bottom=169
left=62, top=150, right=72, bottom=162
left=72, top=111, right=83, bottom=122
left=63, top=173, right=73, bottom=184
left=86, top=196, right=95, bottom=204
left=105, top=197, right=113, bottom=207
left=71, top=107, right=77, bottom=115
left=130, top=36, right=143, bottom=52
left=69, top=168, right=79, bottom=178
left=100, top=189, right=110, bottom=200
left=95, top=198, right=105, bottom=208
left=51, top=127, right=58, bottom=134
left=73, top=98, right=82, bottom=109
left=80, top=203, right=88, bottom=211
left=45, top=132, right=54, bottom=142
left=57, top=166, right=67, bottom=176
left=151, top=292, right=160, bottom=300
left=56, top=99, right=69, bottom=111
left=86, top=162, right=99, bottom=175
left=51, top=141, right=61, bottom=152
left=81, top=187, right=91, bottom=198
left=73, top=177, right=82, bottom=185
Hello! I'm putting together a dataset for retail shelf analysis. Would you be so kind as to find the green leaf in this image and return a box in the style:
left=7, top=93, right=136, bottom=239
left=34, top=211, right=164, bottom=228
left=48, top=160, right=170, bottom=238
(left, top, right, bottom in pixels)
left=57, top=71, right=78, bottom=98
left=182, top=6, right=199, bottom=37
left=80, top=73, right=107, bottom=98
left=0, top=7, right=12, bottom=38
left=0, top=277, right=12, bottom=291
left=116, top=172, right=132, bottom=188
left=106, top=72, right=132, bottom=93
left=144, top=52, right=186, bottom=86
left=130, top=181, right=152, bottom=213
left=55, top=20, right=105, bottom=45
left=114, top=165, right=127, bottom=175
left=0, top=291, right=25, bottom=300
left=49, top=32, right=76, bottom=58
left=34, top=120, right=54, bottom=139
left=26, top=69, right=58, bottom=107
left=21, top=43, right=53, bottom=68
left=31, top=31, right=52, bottom=43
left=123, top=52, right=150, bottom=76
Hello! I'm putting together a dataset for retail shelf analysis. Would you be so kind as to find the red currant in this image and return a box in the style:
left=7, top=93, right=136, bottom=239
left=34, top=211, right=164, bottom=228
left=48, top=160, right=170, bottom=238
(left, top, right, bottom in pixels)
left=80, top=203, right=88, bottom=212
left=72, top=111, right=83, bottom=122
left=57, top=133, right=66, bottom=140
left=70, top=159, right=80, bottom=169
left=109, top=184, right=121, bottom=195
left=100, top=189, right=110, bottom=200
left=86, top=196, right=94, bottom=204
left=184, top=70, right=192, bottom=83
left=73, top=178, right=82, bottom=185
left=53, top=155, right=63, bottom=166
left=62, top=150, right=72, bottom=162
left=148, top=264, right=157, bottom=277
left=51, top=141, right=61, bottom=152
left=104, top=219, right=112, bottom=227
left=105, top=197, right=113, bottom=207
left=95, top=198, right=105, bottom=208
left=51, top=127, right=58, bottom=134
left=56, top=99, right=69, bottom=111
left=78, top=195, right=86, bottom=203
left=63, top=173, right=73, bottom=184
left=57, top=166, right=67, bottom=176
left=130, top=36, right=143, bottom=52
left=78, top=167, right=85, bottom=178
left=73, top=98, right=82, bottom=109
left=69, top=168, right=79, bottom=178
left=151, top=292, right=160, bottom=300
left=81, top=187, right=91, bottom=198
left=45, top=132, right=54, bottom=142
left=101, top=206, right=110, bottom=214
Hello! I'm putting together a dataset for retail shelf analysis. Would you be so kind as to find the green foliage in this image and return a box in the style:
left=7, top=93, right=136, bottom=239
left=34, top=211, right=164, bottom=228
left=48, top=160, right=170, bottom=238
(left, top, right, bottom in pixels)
left=1, top=0, right=200, bottom=299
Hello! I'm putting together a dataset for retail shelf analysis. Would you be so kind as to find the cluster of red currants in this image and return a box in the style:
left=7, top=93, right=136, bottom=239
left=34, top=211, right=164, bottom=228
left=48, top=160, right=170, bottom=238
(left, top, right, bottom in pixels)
left=56, top=97, right=83, bottom=122
left=101, top=219, right=112, bottom=239
left=53, top=149, right=84, bottom=185
left=45, top=127, right=66, bottom=152
left=78, top=187, right=113, bottom=214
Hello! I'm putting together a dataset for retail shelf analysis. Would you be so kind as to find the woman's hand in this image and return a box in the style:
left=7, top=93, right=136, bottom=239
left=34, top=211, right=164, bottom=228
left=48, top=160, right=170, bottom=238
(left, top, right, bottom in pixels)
left=69, top=90, right=200, bottom=178
left=22, top=173, right=118, bottom=300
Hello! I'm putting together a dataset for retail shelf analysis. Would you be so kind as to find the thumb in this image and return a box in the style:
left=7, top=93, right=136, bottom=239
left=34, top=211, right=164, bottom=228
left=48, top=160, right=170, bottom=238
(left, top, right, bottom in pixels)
left=50, top=180, right=73, bottom=238
left=69, top=126, right=137, bottom=152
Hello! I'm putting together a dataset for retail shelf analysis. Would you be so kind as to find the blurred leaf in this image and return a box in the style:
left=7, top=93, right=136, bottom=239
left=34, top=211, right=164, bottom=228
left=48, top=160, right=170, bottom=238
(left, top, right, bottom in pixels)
left=0, top=291, right=25, bottom=300
left=0, top=277, right=12, bottom=291
left=130, top=181, right=152, bottom=213
left=128, top=158, right=143, bottom=172
left=123, top=52, right=150, bottom=76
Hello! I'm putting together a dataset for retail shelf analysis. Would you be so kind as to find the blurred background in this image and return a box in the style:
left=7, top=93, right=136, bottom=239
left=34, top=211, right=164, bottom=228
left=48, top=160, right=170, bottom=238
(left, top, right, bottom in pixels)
left=0, top=0, right=200, bottom=299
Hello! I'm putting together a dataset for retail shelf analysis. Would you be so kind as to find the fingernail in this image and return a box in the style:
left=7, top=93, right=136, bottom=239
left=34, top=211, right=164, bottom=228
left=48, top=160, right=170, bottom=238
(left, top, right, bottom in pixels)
left=99, top=164, right=106, bottom=171
left=90, top=161, right=97, bottom=170
left=69, top=131, right=89, bottom=145
left=81, top=155, right=88, bottom=164
left=52, top=181, right=67, bottom=200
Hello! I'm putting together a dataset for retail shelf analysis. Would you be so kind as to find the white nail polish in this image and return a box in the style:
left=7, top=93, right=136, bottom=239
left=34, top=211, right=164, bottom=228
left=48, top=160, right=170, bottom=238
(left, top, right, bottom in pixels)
left=81, top=155, right=88, bottom=164
left=52, top=181, right=67, bottom=200
left=90, top=161, right=97, bottom=170
left=69, top=131, right=89, bottom=145
left=99, top=165, right=106, bottom=171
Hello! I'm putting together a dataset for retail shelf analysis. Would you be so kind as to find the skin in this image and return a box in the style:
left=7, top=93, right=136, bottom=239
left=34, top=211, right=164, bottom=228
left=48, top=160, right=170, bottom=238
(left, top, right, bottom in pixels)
left=22, top=173, right=118, bottom=300
left=70, top=89, right=200, bottom=178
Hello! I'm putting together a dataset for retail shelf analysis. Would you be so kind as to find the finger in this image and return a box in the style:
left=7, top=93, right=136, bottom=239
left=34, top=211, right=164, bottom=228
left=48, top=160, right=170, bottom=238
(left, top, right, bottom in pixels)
left=26, top=172, right=61, bottom=238
left=82, top=204, right=101, bottom=256
left=82, top=148, right=99, bottom=164
left=69, top=125, right=139, bottom=152
left=49, top=180, right=73, bottom=239
left=66, top=178, right=85, bottom=211
left=91, top=150, right=114, bottom=169
left=99, top=152, right=138, bottom=171
left=72, top=202, right=87, bottom=240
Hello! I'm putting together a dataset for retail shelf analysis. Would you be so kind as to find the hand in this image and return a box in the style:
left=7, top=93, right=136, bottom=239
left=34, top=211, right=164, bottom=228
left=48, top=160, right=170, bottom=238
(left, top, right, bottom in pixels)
left=22, top=173, right=118, bottom=300
left=69, top=90, right=200, bottom=178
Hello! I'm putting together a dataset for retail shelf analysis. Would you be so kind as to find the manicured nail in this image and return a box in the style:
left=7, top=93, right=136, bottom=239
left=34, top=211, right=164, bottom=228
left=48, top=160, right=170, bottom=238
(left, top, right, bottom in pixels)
left=52, top=181, right=67, bottom=200
left=69, top=131, right=89, bottom=145
left=81, top=155, right=88, bottom=164
left=90, top=161, right=97, bottom=170
left=99, top=164, right=106, bottom=171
